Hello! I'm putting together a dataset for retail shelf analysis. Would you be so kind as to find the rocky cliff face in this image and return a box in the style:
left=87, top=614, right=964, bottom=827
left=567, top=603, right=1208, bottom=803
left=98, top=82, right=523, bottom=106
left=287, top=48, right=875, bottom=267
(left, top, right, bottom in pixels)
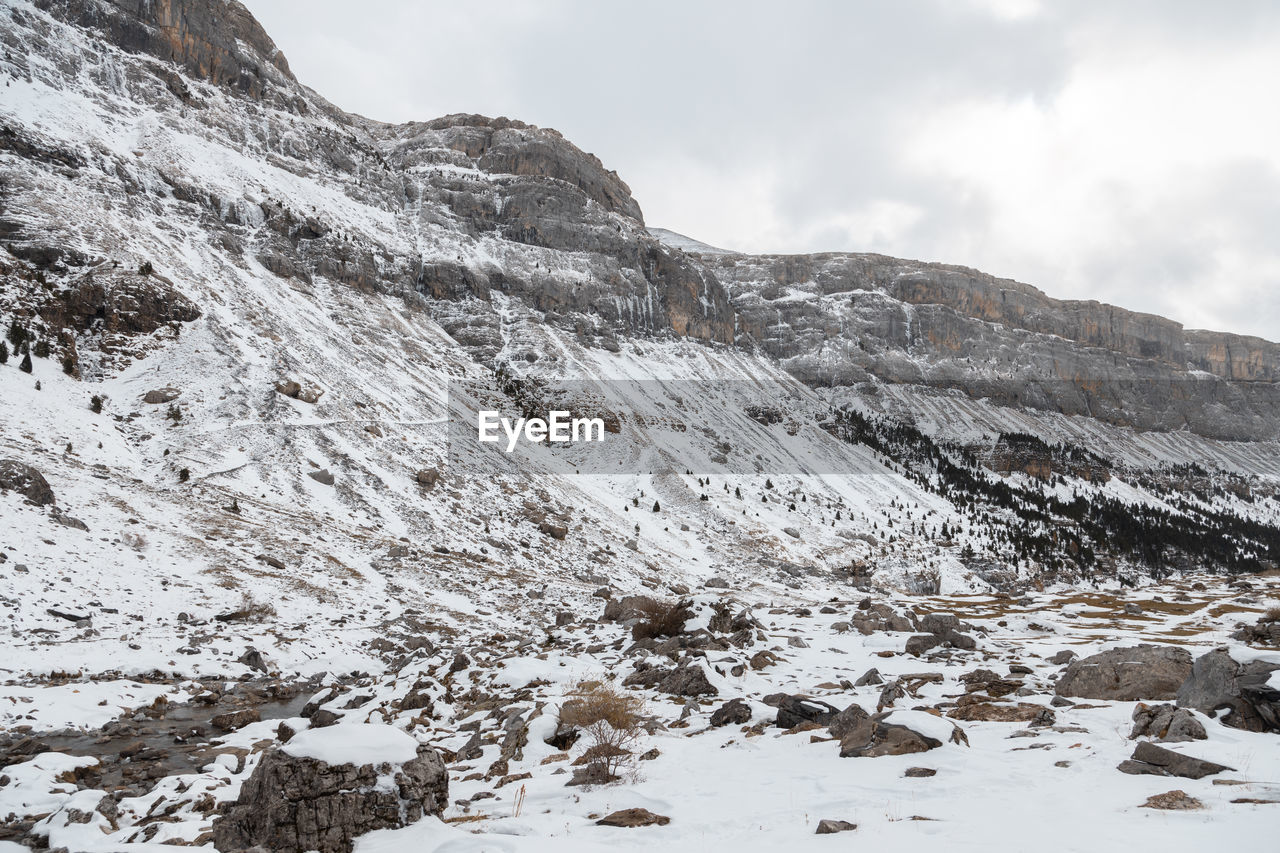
left=693, top=251, right=1280, bottom=440
left=9, top=0, right=1274, bottom=442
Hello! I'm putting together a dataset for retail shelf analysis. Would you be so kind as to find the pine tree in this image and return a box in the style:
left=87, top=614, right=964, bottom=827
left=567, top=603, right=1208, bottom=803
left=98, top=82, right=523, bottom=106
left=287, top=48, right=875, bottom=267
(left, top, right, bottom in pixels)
left=178, top=468, right=190, bottom=483
left=33, top=338, right=50, bottom=359
left=19, top=351, right=32, bottom=373
left=652, top=501, right=661, bottom=512
left=62, top=354, right=76, bottom=375
left=6, top=318, right=24, bottom=348
left=0, top=341, right=7, bottom=364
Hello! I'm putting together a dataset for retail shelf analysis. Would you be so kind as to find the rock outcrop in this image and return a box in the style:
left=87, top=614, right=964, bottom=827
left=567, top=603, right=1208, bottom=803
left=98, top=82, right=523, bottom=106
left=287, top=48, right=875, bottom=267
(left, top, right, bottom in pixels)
left=211, top=725, right=447, bottom=853
left=1176, top=648, right=1280, bottom=733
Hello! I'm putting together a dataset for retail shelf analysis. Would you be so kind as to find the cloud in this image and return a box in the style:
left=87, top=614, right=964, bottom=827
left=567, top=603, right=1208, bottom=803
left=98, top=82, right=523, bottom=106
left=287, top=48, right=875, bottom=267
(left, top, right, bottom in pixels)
left=245, top=0, right=1280, bottom=339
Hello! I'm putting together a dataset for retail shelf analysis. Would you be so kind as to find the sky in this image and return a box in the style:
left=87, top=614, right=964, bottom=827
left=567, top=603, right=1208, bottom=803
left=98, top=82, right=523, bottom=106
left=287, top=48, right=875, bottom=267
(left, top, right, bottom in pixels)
left=246, top=0, right=1280, bottom=340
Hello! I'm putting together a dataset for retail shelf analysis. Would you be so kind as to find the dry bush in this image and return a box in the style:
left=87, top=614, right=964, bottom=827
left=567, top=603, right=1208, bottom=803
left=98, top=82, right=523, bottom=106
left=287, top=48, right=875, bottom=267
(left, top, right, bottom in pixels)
left=558, top=679, right=646, bottom=779
left=1264, top=605, right=1280, bottom=623
left=630, top=597, right=693, bottom=640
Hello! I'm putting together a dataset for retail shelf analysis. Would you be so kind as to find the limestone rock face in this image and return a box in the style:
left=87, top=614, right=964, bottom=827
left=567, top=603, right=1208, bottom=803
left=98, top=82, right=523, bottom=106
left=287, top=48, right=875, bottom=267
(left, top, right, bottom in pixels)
left=1055, top=645, right=1192, bottom=701
left=211, top=740, right=447, bottom=853
left=38, top=0, right=295, bottom=100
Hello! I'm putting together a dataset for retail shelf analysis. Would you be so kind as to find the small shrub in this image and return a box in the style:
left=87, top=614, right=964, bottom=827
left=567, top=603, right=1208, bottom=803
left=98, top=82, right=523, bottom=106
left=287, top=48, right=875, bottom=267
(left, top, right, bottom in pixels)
left=558, top=680, right=646, bottom=780
left=178, top=467, right=190, bottom=483
left=33, top=338, right=50, bottom=359
left=121, top=530, right=148, bottom=550
left=166, top=403, right=182, bottom=423
left=90, top=394, right=103, bottom=413
left=1265, top=605, right=1280, bottom=623
left=139, top=260, right=154, bottom=275
left=0, top=341, right=7, bottom=364
left=62, top=354, right=76, bottom=375
left=630, top=597, right=693, bottom=640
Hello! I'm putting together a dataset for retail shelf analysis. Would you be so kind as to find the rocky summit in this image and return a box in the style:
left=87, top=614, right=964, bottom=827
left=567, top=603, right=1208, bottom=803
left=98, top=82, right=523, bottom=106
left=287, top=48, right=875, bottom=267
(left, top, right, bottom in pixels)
left=0, top=2, right=1279, bottom=852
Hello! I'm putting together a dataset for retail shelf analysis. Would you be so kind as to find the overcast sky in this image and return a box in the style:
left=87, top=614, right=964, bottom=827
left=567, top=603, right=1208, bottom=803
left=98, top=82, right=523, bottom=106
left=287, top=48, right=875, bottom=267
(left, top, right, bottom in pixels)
left=246, top=0, right=1280, bottom=340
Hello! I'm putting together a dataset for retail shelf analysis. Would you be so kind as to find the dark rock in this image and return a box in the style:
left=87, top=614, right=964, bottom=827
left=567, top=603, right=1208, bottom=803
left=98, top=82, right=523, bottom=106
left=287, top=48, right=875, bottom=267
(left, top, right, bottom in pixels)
left=1048, top=650, right=1079, bottom=665
left=1055, top=645, right=1192, bottom=701
left=905, top=634, right=942, bottom=656
left=839, top=713, right=943, bottom=758
left=211, top=709, right=260, bottom=731
left=904, top=767, right=937, bottom=777
left=308, top=468, right=335, bottom=486
left=815, top=818, right=857, bottom=834
left=774, top=695, right=840, bottom=729
left=854, top=667, right=884, bottom=687
left=212, top=736, right=447, bottom=853
left=0, top=459, right=55, bottom=506
left=826, top=702, right=871, bottom=740
left=1116, top=742, right=1233, bottom=779
left=710, top=698, right=751, bottom=727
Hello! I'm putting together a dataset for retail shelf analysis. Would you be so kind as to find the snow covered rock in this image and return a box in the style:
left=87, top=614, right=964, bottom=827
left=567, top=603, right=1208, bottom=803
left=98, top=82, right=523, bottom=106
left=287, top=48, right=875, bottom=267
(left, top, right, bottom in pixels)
left=1176, top=648, right=1280, bottom=733
left=0, top=459, right=55, bottom=506
left=211, top=724, right=446, bottom=853
left=1055, top=645, right=1192, bottom=701
left=838, top=712, right=947, bottom=758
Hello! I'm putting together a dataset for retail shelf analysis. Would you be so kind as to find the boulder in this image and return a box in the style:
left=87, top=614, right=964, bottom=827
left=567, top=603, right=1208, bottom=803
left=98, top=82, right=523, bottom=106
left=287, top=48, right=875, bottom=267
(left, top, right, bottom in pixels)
left=212, top=725, right=447, bottom=853
left=1176, top=648, right=1280, bottom=733
left=308, top=468, right=335, bottom=486
left=1129, top=703, right=1207, bottom=742
left=815, top=819, right=857, bottom=834
left=770, top=695, right=839, bottom=729
left=596, top=808, right=670, bottom=827
left=839, top=713, right=943, bottom=758
left=1116, top=742, right=1233, bottom=779
left=414, top=467, right=440, bottom=489
left=905, top=634, right=941, bottom=656
left=142, top=388, right=180, bottom=404
left=0, top=459, right=55, bottom=506
left=710, top=698, right=751, bottom=727
left=826, top=702, right=871, bottom=740
left=1055, top=645, right=1192, bottom=701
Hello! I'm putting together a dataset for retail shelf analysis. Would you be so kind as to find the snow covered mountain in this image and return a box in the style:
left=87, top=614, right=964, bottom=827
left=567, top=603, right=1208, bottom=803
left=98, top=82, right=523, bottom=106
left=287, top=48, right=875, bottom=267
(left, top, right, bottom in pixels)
left=1, top=3, right=1279, bottom=851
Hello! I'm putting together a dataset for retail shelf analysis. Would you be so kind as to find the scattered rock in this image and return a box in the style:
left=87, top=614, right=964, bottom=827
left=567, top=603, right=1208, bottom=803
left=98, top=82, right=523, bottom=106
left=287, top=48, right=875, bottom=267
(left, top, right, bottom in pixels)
left=839, top=713, right=943, bottom=758
left=308, top=468, right=335, bottom=486
left=0, top=459, right=55, bottom=506
left=596, top=807, right=670, bottom=827
left=142, top=388, right=180, bottom=404
left=770, top=695, right=839, bottom=729
left=1055, top=645, right=1192, bottom=701
left=710, top=698, right=751, bottom=727
left=904, top=767, right=937, bottom=777
left=211, top=709, right=260, bottom=732
left=1116, top=742, right=1233, bottom=779
left=815, top=818, right=857, bottom=834
left=1130, top=703, right=1207, bottom=742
